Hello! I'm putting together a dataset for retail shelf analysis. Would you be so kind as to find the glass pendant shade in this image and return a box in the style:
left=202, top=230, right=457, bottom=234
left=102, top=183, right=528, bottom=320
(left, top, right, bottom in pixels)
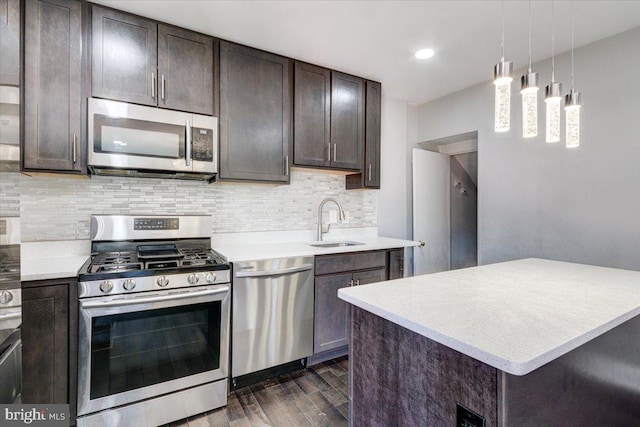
left=494, top=59, right=513, bottom=132
left=544, top=82, right=562, bottom=143
left=521, top=71, right=539, bottom=138
left=565, top=90, right=581, bottom=148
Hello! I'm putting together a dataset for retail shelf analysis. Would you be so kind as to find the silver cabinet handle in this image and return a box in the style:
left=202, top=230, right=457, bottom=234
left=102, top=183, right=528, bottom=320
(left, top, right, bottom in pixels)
left=72, top=134, right=77, bottom=163
left=328, top=144, right=331, bottom=162
left=368, top=164, right=372, bottom=182
left=284, top=155, right=289, bottom=176
left=151, top=72, right=156, bottom=98
left=349, top=279, right=354, bottom=286
left=355, top=279, right=360, bottom=286
left=161, top=74, right=165, bottom=101
left=333, top=143, right=337, bottom=162
left=185, top=120, right=191, bottom=166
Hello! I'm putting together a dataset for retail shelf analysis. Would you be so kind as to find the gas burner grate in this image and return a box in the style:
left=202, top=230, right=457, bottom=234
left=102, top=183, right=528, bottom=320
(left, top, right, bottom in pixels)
left=180, top=248, right=220, bottom=266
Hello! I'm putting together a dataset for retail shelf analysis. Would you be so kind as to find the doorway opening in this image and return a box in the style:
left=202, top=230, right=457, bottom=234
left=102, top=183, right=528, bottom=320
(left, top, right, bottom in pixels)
left=412, top=131, right=478, bottom=275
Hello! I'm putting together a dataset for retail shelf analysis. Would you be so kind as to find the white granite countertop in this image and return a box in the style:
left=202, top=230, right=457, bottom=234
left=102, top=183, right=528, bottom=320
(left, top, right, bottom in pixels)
left=338, top=258, right=640, bottom=376
left=213, top=235, right=419, bottom=263
left=19, top=233, right=419, bottom=280
left=21, top=240, right=91, bottom=282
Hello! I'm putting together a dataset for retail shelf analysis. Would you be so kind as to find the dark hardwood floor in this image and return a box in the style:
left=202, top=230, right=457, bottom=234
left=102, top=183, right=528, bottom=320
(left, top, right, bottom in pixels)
left=165, top=357, right=349, bottom=427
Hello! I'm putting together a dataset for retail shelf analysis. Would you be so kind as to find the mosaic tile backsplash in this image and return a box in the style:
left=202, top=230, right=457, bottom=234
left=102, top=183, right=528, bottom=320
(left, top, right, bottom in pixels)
left=20, top=169, right=377, bottom=242
left=0, top=171, right=20, bottom=217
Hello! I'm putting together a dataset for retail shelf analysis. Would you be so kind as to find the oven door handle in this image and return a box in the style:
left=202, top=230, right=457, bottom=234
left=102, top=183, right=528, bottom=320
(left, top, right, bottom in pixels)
left=80, top=286, right=229, bottom=309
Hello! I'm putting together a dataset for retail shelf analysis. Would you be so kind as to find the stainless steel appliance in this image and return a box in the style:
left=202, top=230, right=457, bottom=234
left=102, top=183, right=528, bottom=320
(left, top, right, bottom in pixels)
left=88, top=98, right=217, bottom=181
left=232, top=257, right=314, bottom=387
left=77, top=215, right=230, bottom=427
left=0, top=217, right=21, bottom=404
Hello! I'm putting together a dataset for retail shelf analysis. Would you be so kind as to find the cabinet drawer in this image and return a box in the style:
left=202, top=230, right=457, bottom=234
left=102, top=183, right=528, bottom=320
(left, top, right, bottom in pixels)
left=315, top=251, right=386, bottom=276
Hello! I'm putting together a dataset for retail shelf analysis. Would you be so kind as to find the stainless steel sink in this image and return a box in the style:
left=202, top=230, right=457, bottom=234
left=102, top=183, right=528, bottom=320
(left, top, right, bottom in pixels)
left=307, top=241, right=364, bottom=248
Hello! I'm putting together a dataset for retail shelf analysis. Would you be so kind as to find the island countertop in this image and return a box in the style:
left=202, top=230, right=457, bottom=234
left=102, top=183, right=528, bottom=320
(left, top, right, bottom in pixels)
left=338, top=258, right=640, bottom=375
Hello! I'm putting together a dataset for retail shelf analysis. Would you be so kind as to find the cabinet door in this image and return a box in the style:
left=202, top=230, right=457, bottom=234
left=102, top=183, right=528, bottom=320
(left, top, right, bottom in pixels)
left=24, top=0, right=82, bottom=172
left=22, top=284, right=69, bottom=404
left=353, top=268, right=387, bottom=286
left=158, top=24, right=214, bottom=115
left=219, top=41, right=291, bottom=182
left=388, top=249, right=405, bottom=280
left=364, top=81, right=382, bottom=187
left=314, top=273, right=353, bottom=353
left=330, top=71, right=364, bottom=170
left=293, top=61, right=330, bottom=167
left=91, top=5, right=157, bottom=106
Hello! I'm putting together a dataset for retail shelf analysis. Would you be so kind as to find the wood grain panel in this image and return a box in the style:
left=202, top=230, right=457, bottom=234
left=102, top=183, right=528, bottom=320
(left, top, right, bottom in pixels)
left=351, top=307, right=498, bottom=427
left=158, top=24, right=213, bottom=115
left=314, top=273, right=352, bottom=353
left=315, top=250, right=386, bottom=276
left=293, top=61, right=331, bottom=167
left=23, top=0, right=82, bottom=172
left=21, top=283, right=69, bottom=404
left=91, top=5, right=157, bottom=106
left=219, top=41, right=292, bottom=182
left=330, top=71, right=364, bottom=171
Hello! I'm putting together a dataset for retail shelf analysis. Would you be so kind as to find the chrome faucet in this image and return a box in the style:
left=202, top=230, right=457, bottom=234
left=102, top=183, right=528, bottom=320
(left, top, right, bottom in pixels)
left=317, top=198, right=346, bottom=241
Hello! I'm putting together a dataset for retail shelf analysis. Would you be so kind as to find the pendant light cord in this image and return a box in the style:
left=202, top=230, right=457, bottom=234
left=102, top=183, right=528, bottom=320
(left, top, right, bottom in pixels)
left=527, top=0, right=532, bottom=72
left=500, top=0, right=505, bottom=60
left=551, top=0, right=555, bottom=82
left=571, top=0, right=575, bottom=89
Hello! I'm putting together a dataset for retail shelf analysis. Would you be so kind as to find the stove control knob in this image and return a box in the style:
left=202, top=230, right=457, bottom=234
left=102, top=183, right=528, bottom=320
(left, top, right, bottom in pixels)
left=123, top=279, right=136, bottom=291
left=0, top=290, right=13, bottom=304
left=157, top=276, right=169, bottom=287
left=205, top=273, right=216, bottom=283
left=99, top=281, right=113, bottom=294
left=187, top=274, right=199, bottom=285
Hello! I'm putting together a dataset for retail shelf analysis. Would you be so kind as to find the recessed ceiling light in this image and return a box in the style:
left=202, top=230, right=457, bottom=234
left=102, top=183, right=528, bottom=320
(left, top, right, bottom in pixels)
left=415, top=48, right=435, bottom=60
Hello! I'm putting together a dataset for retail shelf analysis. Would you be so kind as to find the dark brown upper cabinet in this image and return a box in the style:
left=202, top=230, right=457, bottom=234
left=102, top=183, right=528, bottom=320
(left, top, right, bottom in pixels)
left=330, top=71, right=364, bottom=171
left=157, top=24, right=215, bottom=115
left=293, top=62, right=331, bottom=167
left=294, top=66, right=365, bottom=172
left=23, top=0, right=84, bottom=173
left=219, top=41, right=291, bottom=183
left=91, top=5, right=214, bottom=115
left=346, top=80, right=382, bottom=189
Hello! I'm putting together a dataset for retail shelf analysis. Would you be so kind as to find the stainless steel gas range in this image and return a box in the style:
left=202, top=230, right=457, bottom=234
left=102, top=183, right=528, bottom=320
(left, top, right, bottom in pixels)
left=76, top=215, right=230, bottom=427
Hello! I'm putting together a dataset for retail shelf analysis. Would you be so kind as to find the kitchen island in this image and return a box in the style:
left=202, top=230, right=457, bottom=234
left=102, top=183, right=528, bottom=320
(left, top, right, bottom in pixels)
left=338, top=258, right=640, bottom=426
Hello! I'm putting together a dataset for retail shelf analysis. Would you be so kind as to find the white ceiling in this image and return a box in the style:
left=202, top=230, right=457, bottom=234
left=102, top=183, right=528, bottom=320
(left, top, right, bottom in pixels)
left=92, top=0, right=640, bottom=105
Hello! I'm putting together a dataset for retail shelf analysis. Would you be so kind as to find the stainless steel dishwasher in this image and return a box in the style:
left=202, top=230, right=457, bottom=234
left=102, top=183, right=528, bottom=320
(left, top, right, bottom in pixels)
left=232, top=256, right=314, bottom=385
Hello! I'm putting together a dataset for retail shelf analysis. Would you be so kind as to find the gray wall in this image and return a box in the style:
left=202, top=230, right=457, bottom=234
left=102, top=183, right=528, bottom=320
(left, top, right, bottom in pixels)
left=409, top=26, right=640, bottom=271
left=450, top=155, right=477, bottom=270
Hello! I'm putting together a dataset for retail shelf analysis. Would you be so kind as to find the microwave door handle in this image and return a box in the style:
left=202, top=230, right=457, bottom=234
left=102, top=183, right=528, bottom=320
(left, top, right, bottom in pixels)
left=185, top=119, right=192, bottom=167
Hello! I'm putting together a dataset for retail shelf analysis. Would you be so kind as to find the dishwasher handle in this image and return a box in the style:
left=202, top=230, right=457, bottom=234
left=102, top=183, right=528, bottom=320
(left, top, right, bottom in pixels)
left=235, top=264, right=313, bottom=278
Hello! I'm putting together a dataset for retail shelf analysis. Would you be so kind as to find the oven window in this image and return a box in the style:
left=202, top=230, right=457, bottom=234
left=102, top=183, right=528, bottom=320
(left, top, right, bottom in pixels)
left=94, top=114, right=185, bottom=159
left=89, top=302, right=221, bottom=399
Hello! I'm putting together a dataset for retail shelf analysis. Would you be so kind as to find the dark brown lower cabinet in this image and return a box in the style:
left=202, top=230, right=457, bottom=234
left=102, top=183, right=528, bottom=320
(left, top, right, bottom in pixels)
left=312, top=250, right=399, bottom=364
left=22, top=278, right=77, bottom=420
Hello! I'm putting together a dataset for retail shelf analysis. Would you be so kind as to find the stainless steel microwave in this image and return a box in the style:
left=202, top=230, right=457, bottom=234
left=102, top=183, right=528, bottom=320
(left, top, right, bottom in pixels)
left=88, top=98, right=218, bottom=182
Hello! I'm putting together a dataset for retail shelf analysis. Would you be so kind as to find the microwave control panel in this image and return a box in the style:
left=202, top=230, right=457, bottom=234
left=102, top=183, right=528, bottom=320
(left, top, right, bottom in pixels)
left=192, top=128, right=214, bottom=162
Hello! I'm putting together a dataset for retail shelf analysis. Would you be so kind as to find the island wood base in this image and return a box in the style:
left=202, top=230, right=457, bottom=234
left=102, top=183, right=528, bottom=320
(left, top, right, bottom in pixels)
left=350, top=307, right=640, bottom=427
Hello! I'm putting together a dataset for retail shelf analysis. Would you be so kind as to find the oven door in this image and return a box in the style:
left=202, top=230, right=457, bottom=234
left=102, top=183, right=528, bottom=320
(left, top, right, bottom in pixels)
left=77, top=284, right=229, bottom=417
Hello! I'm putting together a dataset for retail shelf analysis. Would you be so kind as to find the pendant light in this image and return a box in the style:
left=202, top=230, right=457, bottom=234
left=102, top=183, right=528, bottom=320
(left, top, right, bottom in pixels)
left=544, top=0, right=562, bottom=143
left=493, top=0, right=513, bottom=133
left=565, top=0, right=581, bottom=148
left=521, top=0, right=538, bottom=138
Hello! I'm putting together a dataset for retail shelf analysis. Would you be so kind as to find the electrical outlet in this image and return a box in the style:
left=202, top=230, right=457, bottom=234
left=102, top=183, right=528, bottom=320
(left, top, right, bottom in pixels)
left=343, top=211, right=350, bottom=224
left=329, top=209, right=338, bottom=224
left=456, top=404, right=485, bottom=427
